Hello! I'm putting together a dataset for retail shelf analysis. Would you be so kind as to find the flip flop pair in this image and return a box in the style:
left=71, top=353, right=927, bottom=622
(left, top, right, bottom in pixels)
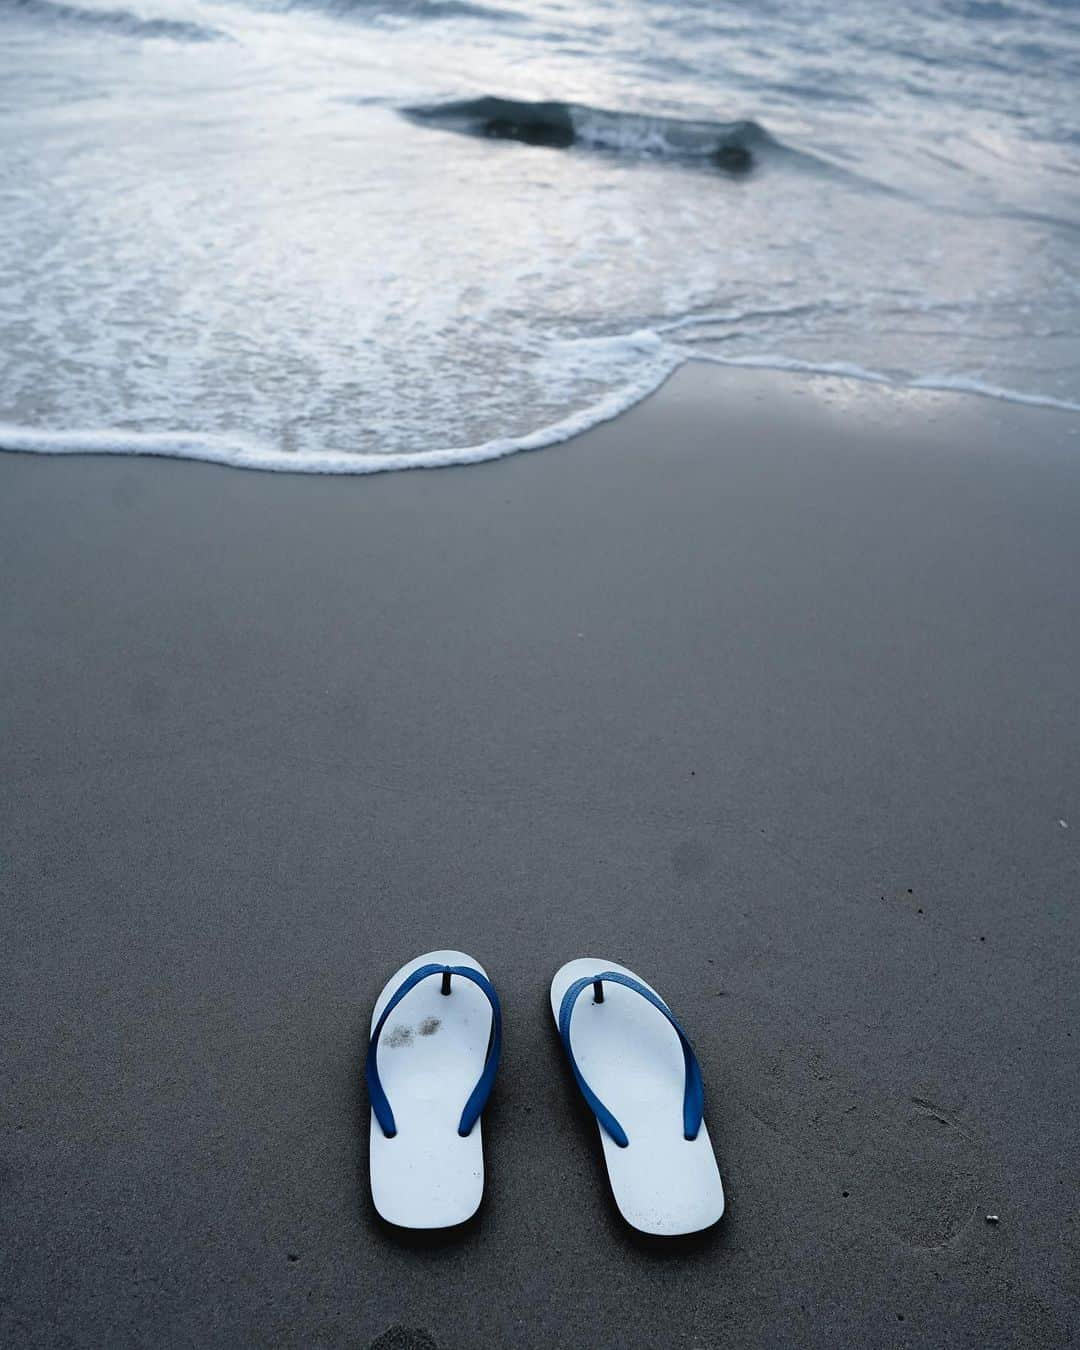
left=365, top=949, right=725, bottom=1235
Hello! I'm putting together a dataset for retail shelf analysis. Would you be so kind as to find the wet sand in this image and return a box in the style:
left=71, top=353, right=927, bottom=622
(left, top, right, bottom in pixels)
left=2, top=366, right=1078, bottom=1348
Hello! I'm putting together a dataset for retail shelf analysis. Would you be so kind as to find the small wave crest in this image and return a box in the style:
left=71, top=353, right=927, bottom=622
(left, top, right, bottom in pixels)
left=8, top=0, right=222, bottom=41
left=403, top=97, right=780, bottom=172
left=262, top=0, right=517, bottom=23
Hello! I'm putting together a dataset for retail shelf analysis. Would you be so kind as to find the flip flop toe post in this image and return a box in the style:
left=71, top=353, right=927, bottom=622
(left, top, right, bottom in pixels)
left=367, top=949, right=501, bottom=1228
left=551, top=957, right=724, bottom=1236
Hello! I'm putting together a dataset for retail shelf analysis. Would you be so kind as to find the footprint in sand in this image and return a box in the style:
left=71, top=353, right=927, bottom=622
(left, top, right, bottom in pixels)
left=880, top=1091, right=983, bottom=1249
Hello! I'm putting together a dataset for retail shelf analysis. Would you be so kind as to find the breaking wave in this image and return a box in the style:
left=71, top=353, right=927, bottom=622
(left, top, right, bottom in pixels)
left=256, top=0, right=519, bottom=22
left=9, top=0, right=221, bottom=41
left=403, top=97, right=793, bottom=172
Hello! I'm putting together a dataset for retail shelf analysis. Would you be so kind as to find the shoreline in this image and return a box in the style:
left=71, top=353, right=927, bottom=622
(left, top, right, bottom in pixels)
left=2, top=355, right=1079, bottom=477
left=3, top=364, right=1078, bottom=1348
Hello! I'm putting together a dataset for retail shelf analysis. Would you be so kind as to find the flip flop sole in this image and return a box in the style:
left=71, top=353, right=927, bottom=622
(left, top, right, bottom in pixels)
left=551, top=957, right=725, bottom=1235
left=369, top=949, right=493, bottom=1228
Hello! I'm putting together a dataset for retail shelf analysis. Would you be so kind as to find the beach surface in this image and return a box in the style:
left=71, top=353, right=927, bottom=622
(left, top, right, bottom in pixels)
left=2, top=366, right=1078, bottom=1348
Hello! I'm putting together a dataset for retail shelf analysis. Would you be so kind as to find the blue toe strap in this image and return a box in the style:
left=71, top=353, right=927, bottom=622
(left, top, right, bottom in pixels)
left=366, top=963, right=502, bottom=1139
left=558, top=971, right=704, bottom=1148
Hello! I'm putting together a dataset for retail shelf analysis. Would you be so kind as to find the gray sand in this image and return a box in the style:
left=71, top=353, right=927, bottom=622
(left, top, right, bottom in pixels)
left=2, top=366, right=1079, bottom=1348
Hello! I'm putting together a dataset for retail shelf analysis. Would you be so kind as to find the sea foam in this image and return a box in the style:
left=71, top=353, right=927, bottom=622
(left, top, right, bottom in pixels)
left=0, top=334, right=680, bottom=474
left=4, top=334, right=1077, bottom=476
left=1, top=0, right=1077, bottom=475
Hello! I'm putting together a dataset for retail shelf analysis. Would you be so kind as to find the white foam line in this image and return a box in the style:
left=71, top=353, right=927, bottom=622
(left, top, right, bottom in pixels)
left=908, top=375, right=1080, bottom=413
left=3, top=341, right=1078, bottom=478
left=684, top=349, right=892, bottom=383
left=684, top=349, right=1080, bottom=412
left=0, top=350, right=682, bottom=476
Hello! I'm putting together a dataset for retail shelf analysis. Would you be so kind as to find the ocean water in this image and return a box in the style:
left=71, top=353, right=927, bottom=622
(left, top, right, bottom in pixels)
left=1, top=0, right=1078, bottom=472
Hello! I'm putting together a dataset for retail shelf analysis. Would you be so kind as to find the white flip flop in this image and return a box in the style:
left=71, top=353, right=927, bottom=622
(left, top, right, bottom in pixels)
left=366, top=949, right=501, bottom=1228
left=550, top=957, right=725, bottom=1235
